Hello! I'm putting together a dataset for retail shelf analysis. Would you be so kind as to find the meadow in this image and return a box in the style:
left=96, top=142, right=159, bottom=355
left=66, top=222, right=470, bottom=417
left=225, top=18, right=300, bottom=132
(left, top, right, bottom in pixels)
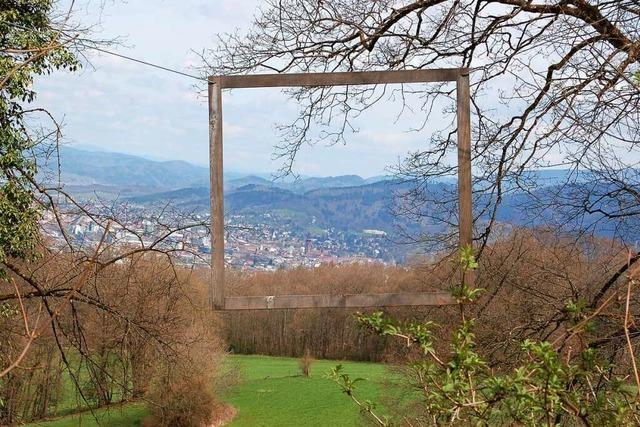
left=28, top=355, right=390, bottom=427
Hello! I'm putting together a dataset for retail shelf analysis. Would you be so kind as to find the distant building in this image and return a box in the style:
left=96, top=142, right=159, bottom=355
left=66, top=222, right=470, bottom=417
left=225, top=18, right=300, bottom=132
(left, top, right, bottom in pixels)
left=362, top=229, right=387, bottom=237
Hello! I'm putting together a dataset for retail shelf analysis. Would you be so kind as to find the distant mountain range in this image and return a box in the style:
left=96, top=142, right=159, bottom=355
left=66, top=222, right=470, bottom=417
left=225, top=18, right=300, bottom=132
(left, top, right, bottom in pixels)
left=38, top=147, right=396, bottom=196
left=39, top=146, right=634, bottom=242
left=38, top=147, right=210, bottom=191
left=225, top=174, right=393, bottom=193
left=41, top=146, right=576, bottom=195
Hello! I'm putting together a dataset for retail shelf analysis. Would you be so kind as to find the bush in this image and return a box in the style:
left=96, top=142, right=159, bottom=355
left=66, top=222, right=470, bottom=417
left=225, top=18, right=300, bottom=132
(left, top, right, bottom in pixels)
left=143, top=295, right=224, bottom=427
left=298, top=348, right=315, bottom=377
left=143, top=372, right=217, bottom=427
left=331, top=248, right=640, bottom=426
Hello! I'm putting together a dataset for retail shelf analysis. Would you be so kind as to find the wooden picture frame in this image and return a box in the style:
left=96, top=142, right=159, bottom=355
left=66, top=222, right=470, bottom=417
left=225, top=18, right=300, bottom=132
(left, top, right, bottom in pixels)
left=208, top=69, right=472, bottom=310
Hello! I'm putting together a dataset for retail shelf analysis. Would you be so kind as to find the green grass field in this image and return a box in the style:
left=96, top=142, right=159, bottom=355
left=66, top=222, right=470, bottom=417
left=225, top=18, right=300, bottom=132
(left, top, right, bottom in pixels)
left=28, top=355, right=390, bottom=427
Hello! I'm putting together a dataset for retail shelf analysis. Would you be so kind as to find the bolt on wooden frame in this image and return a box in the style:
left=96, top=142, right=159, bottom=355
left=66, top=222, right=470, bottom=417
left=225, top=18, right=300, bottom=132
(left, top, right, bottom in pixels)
left=208, top=69, right=472, bottom=310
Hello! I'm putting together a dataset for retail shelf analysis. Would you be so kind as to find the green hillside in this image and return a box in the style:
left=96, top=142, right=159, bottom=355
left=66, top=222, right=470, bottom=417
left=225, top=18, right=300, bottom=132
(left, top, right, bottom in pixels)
left=28, top=355, right=391, bottom=427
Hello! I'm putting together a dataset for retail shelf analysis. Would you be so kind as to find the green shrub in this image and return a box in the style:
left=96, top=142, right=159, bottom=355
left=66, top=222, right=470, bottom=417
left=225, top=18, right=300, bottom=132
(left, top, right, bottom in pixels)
left=331, top=247, right=640, bottom=426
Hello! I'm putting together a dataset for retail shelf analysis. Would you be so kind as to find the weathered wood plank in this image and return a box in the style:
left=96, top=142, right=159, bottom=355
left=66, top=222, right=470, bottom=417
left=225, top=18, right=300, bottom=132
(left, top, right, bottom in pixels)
left=208, top=82, right=225, bottom=309
left=210, top=69, right=465, bottom=89
left=456, top=71, right=474, bottom=286
left=223, top=292, right=456, bottom=310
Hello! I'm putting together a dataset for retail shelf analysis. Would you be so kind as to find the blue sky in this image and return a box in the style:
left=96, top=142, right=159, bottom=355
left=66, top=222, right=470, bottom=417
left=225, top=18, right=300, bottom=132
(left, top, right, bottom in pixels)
left=34, top=0, right=454, bottom=178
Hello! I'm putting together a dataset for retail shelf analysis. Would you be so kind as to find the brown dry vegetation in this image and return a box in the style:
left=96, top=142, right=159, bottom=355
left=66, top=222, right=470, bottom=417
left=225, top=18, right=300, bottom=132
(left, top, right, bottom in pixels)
left=2, top=227, right=637, bottom=424
left=0, top=251, right=225, bottom=425
left=222, top=262, right=443, bottom=361
left=221, top=228, right=638, bottom=370
left=298, top=348, right=315, bottom=377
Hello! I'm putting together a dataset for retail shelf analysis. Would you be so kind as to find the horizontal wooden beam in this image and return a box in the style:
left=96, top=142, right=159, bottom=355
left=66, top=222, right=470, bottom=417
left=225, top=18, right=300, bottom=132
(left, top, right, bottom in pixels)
left=210, top=69, right=465, bottom=89
left=223, top=292, right=456, bottom=310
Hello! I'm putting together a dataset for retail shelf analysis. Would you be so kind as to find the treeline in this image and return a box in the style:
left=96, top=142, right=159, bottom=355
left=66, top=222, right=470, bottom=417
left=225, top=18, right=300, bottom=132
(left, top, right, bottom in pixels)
left=221, top=229, right=633, bottom=365
left=222, top=263, right=453, bottom=361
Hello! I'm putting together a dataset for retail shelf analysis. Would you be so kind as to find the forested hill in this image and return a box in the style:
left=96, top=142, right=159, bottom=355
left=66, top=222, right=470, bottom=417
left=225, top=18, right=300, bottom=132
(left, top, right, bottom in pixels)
left=42, top=147, right=635, bottom=241
left=127, top=180, right=433, bottom=236
left=38, top=146, right=210, bottom=189
left=128, top=178, right=640, bottom=242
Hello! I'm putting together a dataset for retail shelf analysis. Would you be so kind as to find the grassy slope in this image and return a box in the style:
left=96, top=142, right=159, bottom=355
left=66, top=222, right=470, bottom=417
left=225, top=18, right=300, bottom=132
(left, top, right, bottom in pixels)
left=226, top=355, right=386, bottom=427
left=28, top=355, right=388, bottom=427
left=27, top=403, right=147, bottom=427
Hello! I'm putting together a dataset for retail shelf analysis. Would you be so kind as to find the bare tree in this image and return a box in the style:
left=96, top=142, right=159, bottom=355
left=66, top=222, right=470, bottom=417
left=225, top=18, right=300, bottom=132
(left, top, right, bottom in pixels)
left=201, top=0, right=639, bottom=254
left=1, top=2, right=224, bottom=423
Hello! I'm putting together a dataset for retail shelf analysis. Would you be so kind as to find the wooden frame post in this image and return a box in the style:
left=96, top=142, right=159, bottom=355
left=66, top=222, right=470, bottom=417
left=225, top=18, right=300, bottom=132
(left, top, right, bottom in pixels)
left=208, top=69, right=473, bottom=310
left=209, top=81, right=225, bottom=309
left=456, top=71, right=474, bottom=286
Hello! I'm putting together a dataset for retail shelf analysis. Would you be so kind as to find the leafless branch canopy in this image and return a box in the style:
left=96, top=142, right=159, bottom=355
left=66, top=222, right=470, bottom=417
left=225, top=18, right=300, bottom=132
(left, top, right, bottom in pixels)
left=202, top=0, right=640, bottom=250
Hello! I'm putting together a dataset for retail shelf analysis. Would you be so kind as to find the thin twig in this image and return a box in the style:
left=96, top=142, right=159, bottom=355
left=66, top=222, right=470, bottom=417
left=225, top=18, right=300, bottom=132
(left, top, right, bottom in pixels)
left=623, top=253, right=640, bottom=399
left=0, top=279, right=43, bottom=377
